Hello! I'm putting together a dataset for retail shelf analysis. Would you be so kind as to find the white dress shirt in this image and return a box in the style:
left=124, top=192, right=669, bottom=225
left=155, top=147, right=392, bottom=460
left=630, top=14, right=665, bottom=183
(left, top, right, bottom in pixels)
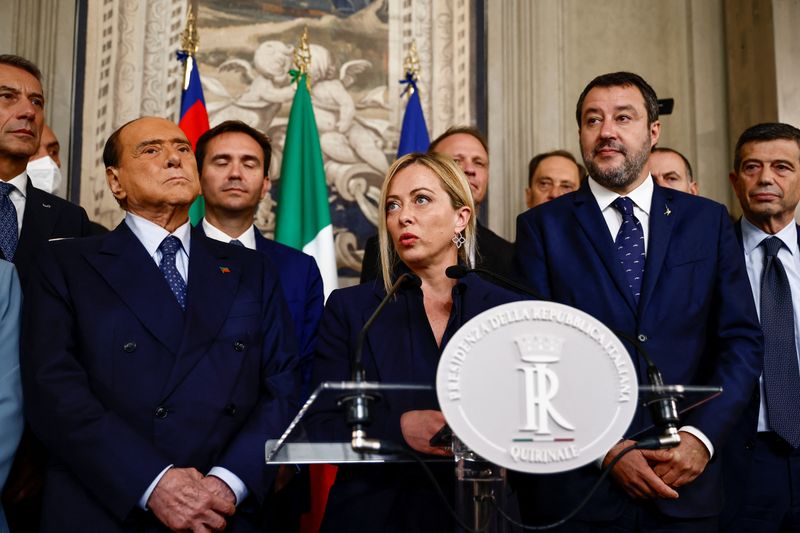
left=587, top=175, right=714, bottom=457
left=201, top=218, right=257, bottom=250
left=4, top=172, right=28, bottom=235
left=125, top=212, right=248, bottom=508
left=739, top=217, right=800, bottom=432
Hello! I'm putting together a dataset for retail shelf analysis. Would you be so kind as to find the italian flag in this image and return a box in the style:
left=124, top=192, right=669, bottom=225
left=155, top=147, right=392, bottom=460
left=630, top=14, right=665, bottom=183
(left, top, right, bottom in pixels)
left=275, top=72, right=338, bottom=299
left=278, top=72, right=339, bottom=533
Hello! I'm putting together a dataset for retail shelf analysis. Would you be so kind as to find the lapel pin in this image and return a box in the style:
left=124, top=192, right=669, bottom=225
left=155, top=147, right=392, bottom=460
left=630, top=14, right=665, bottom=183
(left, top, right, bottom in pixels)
left=664, top=204, right=671, bottom=217
left=219, top=266, right=231, bottom=273
left=42, top=203, right=51, bottom=208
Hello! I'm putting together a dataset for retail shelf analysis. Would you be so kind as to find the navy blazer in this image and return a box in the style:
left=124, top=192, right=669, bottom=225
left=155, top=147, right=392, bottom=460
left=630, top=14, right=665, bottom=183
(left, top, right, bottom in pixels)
left=308, top=273, right=526, bottom=532
left=253, top=229, right=323, bottom=387
left=195, top=225, right=324, bottom=387
left=513, top=182, right=763, bottom=521
left=20, top=223, right=300, bottom=531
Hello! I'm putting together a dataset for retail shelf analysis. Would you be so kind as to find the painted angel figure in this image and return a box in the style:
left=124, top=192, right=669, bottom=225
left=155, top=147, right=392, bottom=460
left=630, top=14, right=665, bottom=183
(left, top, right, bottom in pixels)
left=203, top=40, right=297, bottom=132
left=308, top=44, right=390, bottom=175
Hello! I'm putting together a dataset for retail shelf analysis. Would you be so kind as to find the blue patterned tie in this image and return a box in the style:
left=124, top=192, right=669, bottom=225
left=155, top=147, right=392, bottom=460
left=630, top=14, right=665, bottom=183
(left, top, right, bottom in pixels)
left=612, top=197, right=646, bottom=303
left=159, top=236, right=187, bottom=310
left=0, top=181, right=19, bottom=261
left=760, top=236, right=800, bottom=448
left=229, top=239, right=244, bottom=247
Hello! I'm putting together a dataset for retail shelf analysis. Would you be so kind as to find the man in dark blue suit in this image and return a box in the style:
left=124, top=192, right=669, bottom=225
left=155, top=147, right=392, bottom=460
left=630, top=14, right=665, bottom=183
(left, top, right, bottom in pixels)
left=20, top=116, right=299, bottom=531
left=514, top=72, right=763, bottom=531
left=722, top=122, right=800, bottom=532
left=194, top=120, right=324, bottom=396
left=195, top=120, right=323, bottom=531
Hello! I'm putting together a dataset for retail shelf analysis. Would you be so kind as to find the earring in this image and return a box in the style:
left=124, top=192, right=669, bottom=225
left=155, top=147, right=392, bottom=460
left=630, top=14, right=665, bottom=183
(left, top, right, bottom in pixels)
left=452, top=232, right=466, bottom=249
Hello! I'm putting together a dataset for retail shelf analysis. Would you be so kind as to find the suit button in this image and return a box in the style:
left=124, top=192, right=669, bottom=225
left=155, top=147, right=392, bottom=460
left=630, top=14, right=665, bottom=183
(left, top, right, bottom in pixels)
left=744, top=440, right=754, bottom=450
left=225, top=404, right=237, bottom=416
left=637, top=334, right=648, bottom=342
left=154, top=406, right=168, bottom=419
left=233, top=341, right=246, bottom=352
left=123, top=341, right=137, bottom=353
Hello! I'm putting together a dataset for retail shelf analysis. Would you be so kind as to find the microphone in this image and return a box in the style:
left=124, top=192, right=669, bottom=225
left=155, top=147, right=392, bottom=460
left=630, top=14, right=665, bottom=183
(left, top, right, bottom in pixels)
left=343, top=272, right=421, bottom=454
left=638, top=366, right=681, bottom=449
left=448, top=264, right=681, bottom=450
left=445, top=265, right=547, bottom=300
left=612, top=331, right=681, bottom=450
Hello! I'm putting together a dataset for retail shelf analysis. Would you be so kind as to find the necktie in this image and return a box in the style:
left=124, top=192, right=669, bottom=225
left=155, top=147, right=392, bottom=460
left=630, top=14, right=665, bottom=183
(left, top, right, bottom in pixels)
left=159, top=236, right=187, bottom=310
left=229, top=239, right=244, bottom=247
left=760, top=236, right=800, bottom=448
left=0, top=181, right=19, bottom=261
left=611, top=197, right=645, bottom=303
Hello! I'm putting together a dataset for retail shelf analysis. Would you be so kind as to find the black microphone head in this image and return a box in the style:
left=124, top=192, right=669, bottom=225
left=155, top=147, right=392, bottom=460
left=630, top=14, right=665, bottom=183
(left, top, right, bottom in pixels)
left=445, top=265, right=468, bottom=279
left=401, top=273, right=422, bottom=289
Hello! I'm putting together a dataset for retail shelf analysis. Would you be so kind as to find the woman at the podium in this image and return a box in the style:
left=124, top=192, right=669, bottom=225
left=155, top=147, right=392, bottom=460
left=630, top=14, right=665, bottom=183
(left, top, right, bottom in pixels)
left=307, top=152, right=524, bottom=532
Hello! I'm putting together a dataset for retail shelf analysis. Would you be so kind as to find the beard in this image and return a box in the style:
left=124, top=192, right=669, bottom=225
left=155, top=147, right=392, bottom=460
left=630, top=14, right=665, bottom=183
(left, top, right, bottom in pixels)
left=582, top=135, right=651, bottom=190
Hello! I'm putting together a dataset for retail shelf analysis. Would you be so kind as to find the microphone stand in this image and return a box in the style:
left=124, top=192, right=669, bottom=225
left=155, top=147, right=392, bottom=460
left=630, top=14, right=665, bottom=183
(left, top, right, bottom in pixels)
left=340, top=272, right=421, bottom=454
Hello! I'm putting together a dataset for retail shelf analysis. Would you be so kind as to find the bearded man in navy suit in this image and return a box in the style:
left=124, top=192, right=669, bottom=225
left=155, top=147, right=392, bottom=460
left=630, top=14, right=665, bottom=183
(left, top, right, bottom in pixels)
left=21, top=116, right=299, bottom=531
left=513, top=72, right=763, bottom=531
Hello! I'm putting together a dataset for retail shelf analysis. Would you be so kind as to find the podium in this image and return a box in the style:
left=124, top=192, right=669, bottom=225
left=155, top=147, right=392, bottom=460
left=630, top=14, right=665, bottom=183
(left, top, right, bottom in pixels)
left=266, top=380, right=721, bottom=532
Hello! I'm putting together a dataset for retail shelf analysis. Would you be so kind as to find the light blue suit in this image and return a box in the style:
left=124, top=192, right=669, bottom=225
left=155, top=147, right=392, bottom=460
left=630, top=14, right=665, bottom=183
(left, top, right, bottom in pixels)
left=0, top=260, right=22, bottom=533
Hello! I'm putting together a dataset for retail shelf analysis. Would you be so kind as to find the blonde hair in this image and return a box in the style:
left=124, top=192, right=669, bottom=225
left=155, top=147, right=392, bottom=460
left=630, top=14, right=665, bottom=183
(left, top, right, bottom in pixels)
left=378, top=152, right=476, bottom=293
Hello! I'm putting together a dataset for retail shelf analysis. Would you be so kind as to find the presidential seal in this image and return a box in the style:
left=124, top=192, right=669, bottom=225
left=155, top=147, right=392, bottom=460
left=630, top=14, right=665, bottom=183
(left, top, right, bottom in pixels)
left=436, top=300, right=638, bottom=474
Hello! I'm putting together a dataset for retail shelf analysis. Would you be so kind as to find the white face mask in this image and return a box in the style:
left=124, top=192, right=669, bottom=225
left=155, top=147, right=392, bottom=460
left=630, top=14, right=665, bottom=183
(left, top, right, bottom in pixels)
left=27, top=156, right=63, bottom=194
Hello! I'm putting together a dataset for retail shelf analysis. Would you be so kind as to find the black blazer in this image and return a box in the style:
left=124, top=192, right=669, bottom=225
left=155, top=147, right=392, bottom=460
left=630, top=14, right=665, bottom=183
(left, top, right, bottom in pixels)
left=359, top=221, right=515, bottom=283
left=6, top=180, right=93, bottom=287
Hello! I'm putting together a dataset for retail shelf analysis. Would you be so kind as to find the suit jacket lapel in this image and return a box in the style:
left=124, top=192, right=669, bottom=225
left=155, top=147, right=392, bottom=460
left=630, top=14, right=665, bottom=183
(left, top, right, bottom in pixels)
left=638, top=185, right=675, bottom=315
left=363, top=287, right=415, bottom=383
left=15, top=181, right=56, bottom=267
left=162, top=230, right=242, bottom=397
left=84, top=223, right=185, bottom=355
left=572, top=184, right=638, bottom=314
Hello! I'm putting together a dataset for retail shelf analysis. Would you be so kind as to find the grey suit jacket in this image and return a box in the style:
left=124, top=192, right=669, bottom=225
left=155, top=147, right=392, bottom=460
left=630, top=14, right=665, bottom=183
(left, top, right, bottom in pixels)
left=0, top=260, right=22, bottom=533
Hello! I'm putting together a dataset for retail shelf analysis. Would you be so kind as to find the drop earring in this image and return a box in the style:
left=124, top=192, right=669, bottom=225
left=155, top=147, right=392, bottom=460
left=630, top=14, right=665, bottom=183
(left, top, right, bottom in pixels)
left=452, top=232, right=465, bottom=249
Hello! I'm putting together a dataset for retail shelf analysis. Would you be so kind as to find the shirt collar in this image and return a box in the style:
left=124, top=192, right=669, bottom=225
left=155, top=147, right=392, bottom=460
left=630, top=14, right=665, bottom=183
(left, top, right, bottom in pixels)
left=8, top=171, right=28, bottom=198
left=588, top=174, right=653, bottom=215
left=741, top=216, right=798, bottom=257
left=124, top=211, right=192, bottom=258
left=201, top=218, right=257, bottom=250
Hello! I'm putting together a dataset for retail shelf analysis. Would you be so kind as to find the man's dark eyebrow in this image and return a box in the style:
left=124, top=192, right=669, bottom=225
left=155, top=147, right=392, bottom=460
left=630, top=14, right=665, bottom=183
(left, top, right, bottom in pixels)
left=614, top=104, right=638, bottom=114
left=582, top=104, right=639, bottom=117
left=0, top=85, right=46, bottom=103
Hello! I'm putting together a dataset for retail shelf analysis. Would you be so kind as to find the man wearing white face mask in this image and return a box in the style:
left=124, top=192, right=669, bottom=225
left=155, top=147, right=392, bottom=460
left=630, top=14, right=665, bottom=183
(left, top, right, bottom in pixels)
left=26, top=124, right=63, bottom=195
